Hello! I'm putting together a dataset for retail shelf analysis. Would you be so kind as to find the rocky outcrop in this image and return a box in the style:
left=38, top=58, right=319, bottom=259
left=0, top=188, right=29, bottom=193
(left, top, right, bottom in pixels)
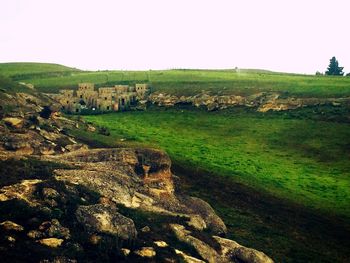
left=47, top=147, right=230, bottom=236
left=147, top=91, right=350, bottom=112
left=0, top=221, right=24, bottom=232
left=38, top=238, right=64, bottom=248
left=170, top=224, right=222, bottom=263
left=0, top=89, right=274, bottom=262
left=170, top=224, right=274, bottom=263
left=76, top=204, right=137, bottom=240
left=184, top=196, right=227, bottom=235
left=213, top=236, right=274, bottom=263
left=133, top=247, right=156, bottom=258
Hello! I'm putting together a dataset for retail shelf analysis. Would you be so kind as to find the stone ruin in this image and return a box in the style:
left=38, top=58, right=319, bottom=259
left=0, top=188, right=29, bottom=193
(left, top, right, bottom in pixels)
left=53, top=83, right=149, bottom=113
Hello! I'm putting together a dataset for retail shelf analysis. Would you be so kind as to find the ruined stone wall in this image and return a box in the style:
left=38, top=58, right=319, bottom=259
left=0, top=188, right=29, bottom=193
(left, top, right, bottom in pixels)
left=55, top=83, right=149, bottom=113
left=114, top=85, right=130, bottom=93
left=78, top=83, right=95, bottom=91
left=135, top=84, right=149, bottom=98
left=96, top=98, right=117, bottom=111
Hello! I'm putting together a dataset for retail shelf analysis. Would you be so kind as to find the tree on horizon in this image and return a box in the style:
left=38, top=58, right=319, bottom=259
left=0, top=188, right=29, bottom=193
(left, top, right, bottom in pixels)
left=325, top=57, right=344, bottom=76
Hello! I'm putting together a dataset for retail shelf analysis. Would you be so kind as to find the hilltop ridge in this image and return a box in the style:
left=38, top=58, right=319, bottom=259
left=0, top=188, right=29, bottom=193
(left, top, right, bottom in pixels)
left=1, top=62, right=350, bottom=97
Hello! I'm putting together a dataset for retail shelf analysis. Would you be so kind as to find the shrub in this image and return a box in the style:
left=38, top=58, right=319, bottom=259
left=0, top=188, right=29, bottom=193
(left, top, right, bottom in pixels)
left=98, top=126, right=110, bottom=136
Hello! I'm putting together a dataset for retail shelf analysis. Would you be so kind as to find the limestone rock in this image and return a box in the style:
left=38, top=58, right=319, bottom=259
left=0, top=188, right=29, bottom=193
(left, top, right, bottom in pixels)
left=27, top=230, right=43, bottom=239
left=51, top=147, right=175, bottom=209
left=0, top=221, right=24, bottom=232
left=154, top=240, right=168, bottom=247
left=40, top=145, right=56, bottom=155
left=39, top=129, right=61, bottom=142
left=140, top=226, right=151, bottom=233
left=3, top=117, right=24, bottom=128
left=174, top=249, right=206, bottom=263
left=170, top=224, right=222, bottom=263
left=75, top=204, right=137, bottom=240
left=120, top=248, right=131, bottom=256
left=42, top=187, right=60, bottom=199
left=38, top=219, right=71, bottom=239
left=134, top=247, right=156, bottom=258
left=213, top=236, right=274, bottom=263
left=38, top=238, right=64, bottom=248
left=0, top=179, right=42, bottom=205
left=6, top=236, right=16, bottom=243
left=86, top=124, right=96, bottom=132
left=64, top=143, right=88, bottom=152
left=187, top=214, right=207, bottom=231
left=184, top=197, right=227, bottom=235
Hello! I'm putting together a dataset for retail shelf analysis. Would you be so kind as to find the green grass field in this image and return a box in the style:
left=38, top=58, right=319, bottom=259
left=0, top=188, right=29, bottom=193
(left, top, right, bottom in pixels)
left=0, top=62, right=79, bottom=78
left=83, top=108, right=350, bottom=219
left=1, top=62, right=350, bottom=97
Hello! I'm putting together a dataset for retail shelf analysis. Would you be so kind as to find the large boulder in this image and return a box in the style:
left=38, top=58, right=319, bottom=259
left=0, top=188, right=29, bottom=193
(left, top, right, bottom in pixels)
left=0, top=220, right=24, bottom=232
left=213, top=236, right=274, bottom=263
left=3, top=117, right=24, bottom=129
left=38, top=238, right=64, bottom=248
left=170, top=224, right=222, bottom=263
left=184, top=197, right=227, bottom=235
left=38, top=219, right=71, bottom=240
left=75, top=204, right=137, bottom=240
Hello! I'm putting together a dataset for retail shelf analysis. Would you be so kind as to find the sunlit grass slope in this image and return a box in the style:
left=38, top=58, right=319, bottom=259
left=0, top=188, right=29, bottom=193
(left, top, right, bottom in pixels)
left=84, top=109, right=350, bottom=218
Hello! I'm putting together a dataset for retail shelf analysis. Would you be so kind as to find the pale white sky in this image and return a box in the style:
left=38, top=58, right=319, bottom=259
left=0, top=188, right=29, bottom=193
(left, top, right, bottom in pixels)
left=1, top=0, right=349, bottom=74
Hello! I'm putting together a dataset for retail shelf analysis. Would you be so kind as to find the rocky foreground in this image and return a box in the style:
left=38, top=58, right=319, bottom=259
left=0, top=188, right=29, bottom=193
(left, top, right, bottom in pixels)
left=0, top=91, right=274, bottom=262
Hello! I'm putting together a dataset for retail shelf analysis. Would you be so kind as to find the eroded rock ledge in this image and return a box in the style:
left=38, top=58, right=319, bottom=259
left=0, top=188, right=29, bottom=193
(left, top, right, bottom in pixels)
left=146, top=91, right=350, bottom=112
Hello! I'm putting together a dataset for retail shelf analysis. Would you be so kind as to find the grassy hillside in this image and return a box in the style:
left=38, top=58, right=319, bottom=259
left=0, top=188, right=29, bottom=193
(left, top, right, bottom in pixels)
left=83, top=108, right=350, bottom=219
left=26, top=70, right=350, bottom=97
left=0, top=62, right=80, bottom=80
left=79, top=108, right=350, bottom=262
left=2, top=63, right=350, bottom=97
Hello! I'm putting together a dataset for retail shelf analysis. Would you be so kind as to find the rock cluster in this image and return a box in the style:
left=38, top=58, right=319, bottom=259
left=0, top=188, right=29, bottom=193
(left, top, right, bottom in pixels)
left=147, top=91, right=350, bottom=112
left=0, top=92, right=89, bottom=158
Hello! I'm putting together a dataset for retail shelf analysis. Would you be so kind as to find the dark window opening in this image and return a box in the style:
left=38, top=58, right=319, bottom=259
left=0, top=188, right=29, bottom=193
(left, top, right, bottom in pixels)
left=121, top=98, right=125, bottom=106
left=107, top=106, right=110, bottom=110
left=105, top=97, right=107, bottom=100
left=75, top=109, right=79, bottom=113
left=80, top=95, right=83, bottom=98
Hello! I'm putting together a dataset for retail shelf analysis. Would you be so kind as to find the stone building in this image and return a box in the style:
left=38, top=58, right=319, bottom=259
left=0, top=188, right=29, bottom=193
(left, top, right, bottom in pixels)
left=55, top=83, right=149, bottom=113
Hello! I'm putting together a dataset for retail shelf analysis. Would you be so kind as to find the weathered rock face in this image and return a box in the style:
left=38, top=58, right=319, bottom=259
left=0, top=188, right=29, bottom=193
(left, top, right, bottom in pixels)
left=76, top=204, right=137, bottom=240
left=170, top=224, right=223, bottom=263
left=213, top=236, right=274, bottom=263
left=47, top=147, right=230, bottom=236
left=50, top=148, right=175, bottom=209
left=0, top=91, right=92, bottom=159
left=183, top=196, right=227, bottom=235
left=147, top=91, right=350, bottom=112
left=0, top=89, right=274, bottom=262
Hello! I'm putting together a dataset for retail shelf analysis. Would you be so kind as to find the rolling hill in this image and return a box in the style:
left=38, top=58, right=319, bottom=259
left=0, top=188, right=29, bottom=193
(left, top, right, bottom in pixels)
left=1, top=62, right=350, bottom=97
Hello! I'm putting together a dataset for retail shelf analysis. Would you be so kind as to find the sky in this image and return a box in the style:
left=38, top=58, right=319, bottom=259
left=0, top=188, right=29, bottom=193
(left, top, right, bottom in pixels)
left=1, top=0, right=349, bottom=74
